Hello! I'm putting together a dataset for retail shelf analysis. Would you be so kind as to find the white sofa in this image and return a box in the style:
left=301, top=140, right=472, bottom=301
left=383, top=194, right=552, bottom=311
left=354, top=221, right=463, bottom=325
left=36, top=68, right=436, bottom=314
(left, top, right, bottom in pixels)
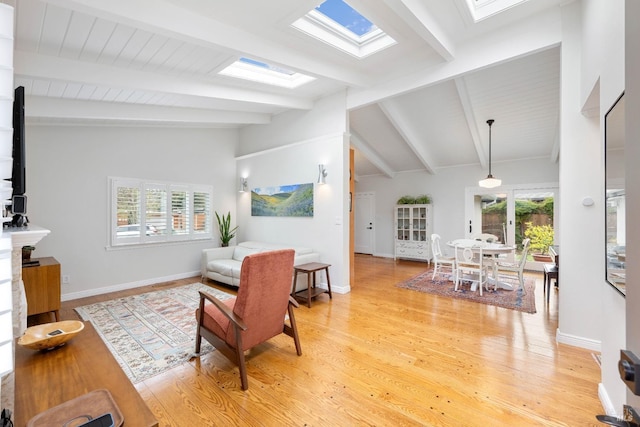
left=201, top=241, right=321, bottom=290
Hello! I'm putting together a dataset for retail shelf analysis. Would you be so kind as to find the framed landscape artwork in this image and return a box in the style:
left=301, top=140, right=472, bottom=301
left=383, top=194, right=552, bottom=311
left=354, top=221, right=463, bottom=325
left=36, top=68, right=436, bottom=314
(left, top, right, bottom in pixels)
left=251, top=183, right=314, bottom=217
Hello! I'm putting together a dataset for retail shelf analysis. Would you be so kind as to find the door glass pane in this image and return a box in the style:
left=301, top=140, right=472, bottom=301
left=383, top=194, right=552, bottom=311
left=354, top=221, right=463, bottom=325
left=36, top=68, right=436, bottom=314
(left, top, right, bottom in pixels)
left=477, top=193, right=507, bottom=243
left=515, top=190, right=554, bottom=262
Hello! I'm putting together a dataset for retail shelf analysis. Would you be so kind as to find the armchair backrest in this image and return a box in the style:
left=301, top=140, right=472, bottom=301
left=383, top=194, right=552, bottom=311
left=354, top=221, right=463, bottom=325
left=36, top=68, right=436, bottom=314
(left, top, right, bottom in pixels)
left=229, top=249, right=295, bottom=350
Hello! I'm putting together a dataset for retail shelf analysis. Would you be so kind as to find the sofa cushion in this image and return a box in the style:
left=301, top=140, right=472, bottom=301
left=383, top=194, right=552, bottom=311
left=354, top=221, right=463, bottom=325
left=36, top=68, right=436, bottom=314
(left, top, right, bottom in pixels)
left=232, top=246, right=260, bottom=262
left=207, top=259, right=242, bottom=278
left=238, top=241, right=313, bottom=256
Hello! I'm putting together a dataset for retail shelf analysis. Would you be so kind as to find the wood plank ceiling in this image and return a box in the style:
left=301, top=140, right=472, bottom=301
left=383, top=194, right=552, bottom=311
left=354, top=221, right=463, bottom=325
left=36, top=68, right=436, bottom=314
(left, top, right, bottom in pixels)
left=12, top=0, right=565, bottom=177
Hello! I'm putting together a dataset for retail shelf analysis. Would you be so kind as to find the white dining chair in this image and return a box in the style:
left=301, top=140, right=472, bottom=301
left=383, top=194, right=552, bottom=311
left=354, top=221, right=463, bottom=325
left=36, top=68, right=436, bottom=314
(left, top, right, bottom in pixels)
left=495, top=238, right=530, bottom=294
left=431, top=234, right=455, bottom=280
left=454, top=244, right=489, bottom=296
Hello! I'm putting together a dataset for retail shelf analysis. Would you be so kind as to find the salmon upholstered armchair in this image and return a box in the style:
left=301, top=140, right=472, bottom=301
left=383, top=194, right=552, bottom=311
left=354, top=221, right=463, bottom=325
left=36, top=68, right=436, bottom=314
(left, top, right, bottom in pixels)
left=195, top=249, right=302, bottom=390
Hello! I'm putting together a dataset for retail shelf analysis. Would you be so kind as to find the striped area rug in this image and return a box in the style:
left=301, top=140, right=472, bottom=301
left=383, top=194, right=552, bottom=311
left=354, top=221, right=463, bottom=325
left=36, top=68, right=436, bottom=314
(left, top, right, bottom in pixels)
left=75, top=282, right=234, bottom=383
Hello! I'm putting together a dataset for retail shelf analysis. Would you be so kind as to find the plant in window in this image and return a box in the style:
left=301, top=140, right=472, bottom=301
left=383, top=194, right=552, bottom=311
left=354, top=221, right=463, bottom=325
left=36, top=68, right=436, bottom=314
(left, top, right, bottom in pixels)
left=524, top=222, right=554, bottom=258
left=215, top=211, right=238, bottom=247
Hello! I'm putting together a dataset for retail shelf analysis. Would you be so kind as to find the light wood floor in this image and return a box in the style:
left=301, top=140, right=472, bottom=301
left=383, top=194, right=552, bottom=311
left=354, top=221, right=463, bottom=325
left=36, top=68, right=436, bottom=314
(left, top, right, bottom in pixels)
left=53, top=254, right=603, bottom=426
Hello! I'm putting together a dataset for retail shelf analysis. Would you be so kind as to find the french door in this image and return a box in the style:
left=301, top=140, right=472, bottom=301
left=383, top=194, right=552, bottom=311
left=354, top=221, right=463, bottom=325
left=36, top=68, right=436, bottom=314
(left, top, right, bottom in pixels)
left=465, top=183, right=558, bottom=270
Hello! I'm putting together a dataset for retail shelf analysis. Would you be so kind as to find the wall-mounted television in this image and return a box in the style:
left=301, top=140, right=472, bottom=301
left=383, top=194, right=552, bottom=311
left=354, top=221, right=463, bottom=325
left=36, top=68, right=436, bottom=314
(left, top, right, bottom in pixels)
left=12, top=86, right=26, bottom=197
left=10, top=86, right=27, bottom=225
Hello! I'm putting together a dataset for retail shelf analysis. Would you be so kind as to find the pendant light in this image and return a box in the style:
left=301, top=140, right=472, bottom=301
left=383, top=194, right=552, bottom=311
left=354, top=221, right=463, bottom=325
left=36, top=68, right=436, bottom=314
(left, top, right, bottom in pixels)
left=479, top=119, right=502, bottom=188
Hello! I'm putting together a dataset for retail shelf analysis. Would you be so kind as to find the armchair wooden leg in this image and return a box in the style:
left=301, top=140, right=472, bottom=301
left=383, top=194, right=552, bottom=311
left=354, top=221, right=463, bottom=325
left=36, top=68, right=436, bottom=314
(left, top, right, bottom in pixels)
left=195, top=297, right=205, bottom=354
left=233, top=325, right=249, bottom=390
left=287, top=304, right=302, bottom=356
left=195, top=330, right=202, bottom=354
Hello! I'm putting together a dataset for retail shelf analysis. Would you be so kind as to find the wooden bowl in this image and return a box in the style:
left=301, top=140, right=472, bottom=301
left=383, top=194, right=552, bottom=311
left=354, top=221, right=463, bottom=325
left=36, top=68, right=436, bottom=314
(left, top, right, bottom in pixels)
left=18, top=320, right=85, bottom=351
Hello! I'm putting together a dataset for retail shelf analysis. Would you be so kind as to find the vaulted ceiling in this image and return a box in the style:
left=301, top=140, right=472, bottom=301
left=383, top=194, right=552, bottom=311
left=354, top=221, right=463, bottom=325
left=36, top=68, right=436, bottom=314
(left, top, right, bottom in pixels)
left=12, top=0, right=565, bottom=178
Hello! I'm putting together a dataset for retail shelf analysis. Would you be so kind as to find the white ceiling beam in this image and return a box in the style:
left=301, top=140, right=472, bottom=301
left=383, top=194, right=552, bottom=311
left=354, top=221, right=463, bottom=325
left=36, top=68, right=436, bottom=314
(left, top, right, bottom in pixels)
left=15, top=50, right=312, bottom=110
left=41, top=0, right=372, bottom=88
left=348, top=7, right=562, bottom=109
left=379, top=99, right=436, bottom=175
left=385, top=0, right=455, bottom=61
left=350, top=131, right=396, bottom=179
left=25, top=96, right=271, bottom=125
left=454, top=77, right=486, bottom=168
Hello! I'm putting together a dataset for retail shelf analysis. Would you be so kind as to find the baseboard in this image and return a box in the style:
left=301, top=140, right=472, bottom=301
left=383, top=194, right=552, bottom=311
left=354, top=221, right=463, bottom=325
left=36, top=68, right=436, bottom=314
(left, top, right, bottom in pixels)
left=373, top=252, right=394, bottom=259
left=61, top=270, right=201, bottom=301
left=315, top=282, right=350, bottom=294
left=599, top=383, right=620, bottom=417
left=556, top=328, right=602, bottom=352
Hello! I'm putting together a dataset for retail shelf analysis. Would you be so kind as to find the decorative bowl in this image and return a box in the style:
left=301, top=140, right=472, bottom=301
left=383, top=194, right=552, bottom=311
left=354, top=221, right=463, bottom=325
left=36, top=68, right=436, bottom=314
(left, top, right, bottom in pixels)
left=18, top=320, right=85, bottom=350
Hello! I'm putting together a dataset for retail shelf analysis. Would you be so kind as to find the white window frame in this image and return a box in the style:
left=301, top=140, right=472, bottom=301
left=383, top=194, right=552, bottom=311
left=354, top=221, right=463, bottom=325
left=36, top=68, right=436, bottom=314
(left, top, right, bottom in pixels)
left=110, top=177, right=213, bottom=247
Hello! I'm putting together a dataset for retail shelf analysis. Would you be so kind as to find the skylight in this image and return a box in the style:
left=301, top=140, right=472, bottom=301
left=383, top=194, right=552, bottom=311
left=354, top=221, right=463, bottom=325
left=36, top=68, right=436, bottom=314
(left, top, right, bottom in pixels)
left=292, top=0, right=396, bottom=59
left=315, top=0, right=376, bottom=37
left=464, top=0, right=528, bottom=22
left=219, top=57, right=315, bottom=89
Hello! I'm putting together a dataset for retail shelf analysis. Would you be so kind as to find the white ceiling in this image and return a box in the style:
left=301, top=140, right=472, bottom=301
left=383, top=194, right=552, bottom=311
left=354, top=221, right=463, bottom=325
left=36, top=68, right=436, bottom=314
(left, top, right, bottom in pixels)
left=11, top=0, right=566, bottom=177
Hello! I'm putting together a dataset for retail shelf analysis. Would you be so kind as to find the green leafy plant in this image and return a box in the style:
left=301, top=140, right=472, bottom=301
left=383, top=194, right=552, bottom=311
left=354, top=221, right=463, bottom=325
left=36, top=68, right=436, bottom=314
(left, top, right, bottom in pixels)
left=524, top=222, right=554, bottom=254
left=414, top=194, right=431, bottom=204
left=215, top=211, right=238, bottom=247
left=397, top=195, right=416, bottom=204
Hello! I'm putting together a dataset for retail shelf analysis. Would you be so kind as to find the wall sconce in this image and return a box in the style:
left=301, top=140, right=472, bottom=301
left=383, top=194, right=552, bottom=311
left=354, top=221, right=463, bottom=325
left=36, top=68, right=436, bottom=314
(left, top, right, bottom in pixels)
left=239, top=177, right=248, bottom=193
left=317, top=164, right=328, bottom=185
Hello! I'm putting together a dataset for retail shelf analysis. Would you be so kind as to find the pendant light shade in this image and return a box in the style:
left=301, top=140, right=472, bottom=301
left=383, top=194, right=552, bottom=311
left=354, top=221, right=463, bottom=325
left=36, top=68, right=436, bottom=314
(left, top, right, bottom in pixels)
left=479, top=119, right=502, bottom=188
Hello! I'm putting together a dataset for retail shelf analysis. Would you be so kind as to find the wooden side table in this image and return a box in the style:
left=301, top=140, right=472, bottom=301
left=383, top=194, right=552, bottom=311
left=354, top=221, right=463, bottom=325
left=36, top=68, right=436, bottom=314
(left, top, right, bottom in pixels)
left=22, top=256, right=61, bottom=322
left=292, top=262, right=332, bottom=308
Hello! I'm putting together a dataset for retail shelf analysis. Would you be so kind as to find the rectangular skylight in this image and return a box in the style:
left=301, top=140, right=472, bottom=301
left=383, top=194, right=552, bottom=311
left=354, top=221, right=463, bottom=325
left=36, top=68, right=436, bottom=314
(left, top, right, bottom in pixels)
left=315, top=0, right=376, bottom=37
left=292, top=0, right=396, bottom=59
left=219, top=57, right=315, bottom=89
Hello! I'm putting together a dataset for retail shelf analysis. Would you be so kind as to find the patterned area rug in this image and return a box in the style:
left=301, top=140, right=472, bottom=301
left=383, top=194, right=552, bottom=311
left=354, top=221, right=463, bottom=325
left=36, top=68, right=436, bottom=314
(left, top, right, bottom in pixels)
left=75, top=282, right=234, bottom=383
left=397, top=271, right=536, bottom=314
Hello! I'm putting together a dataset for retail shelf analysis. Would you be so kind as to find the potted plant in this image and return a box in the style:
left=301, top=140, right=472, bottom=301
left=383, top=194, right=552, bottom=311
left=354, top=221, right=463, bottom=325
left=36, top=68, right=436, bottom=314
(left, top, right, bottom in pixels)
left=524, top=222, right=554, bottom=262
left=414, top=194, right=431, bottom=204
left=396, top=195, right=416, bottom=204
left=215, top=211, right=238, bottom=247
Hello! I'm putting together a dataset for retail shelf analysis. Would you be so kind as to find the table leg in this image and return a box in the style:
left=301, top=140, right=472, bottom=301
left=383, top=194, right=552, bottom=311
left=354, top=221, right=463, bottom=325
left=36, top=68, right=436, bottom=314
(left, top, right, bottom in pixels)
left=292, top=271, right=299, bottom=296
left=306, top=271, right=313, bottom=308
left=325, top=267, right=332, bottom=299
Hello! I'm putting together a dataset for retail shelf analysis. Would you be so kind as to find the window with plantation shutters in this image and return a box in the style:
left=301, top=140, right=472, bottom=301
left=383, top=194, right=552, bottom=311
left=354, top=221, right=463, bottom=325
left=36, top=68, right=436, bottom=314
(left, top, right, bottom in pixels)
left=193, top=190, right=211, bottom=234
left=110, top=177, right=213, bottom=247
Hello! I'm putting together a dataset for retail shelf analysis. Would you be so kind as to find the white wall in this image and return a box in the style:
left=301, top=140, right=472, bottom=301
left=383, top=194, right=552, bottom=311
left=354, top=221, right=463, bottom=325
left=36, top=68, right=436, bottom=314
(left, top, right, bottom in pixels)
left=625, top=0, right=640, bottom=411
left=559, top=0, right=627, bottom=415
left=354, top=158, right=558, bottom=257
left=557, top=0, right=604, bottom=352
left=26, top=125, right=238, bottom=299
left=237, top=91, right=350, bottom=292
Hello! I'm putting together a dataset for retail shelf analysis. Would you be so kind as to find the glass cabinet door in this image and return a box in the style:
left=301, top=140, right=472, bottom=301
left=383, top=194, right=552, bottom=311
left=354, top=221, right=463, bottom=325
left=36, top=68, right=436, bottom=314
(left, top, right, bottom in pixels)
left=412, top=207, right=427, bottom=241
left=397, top=207, right=410, bottom=240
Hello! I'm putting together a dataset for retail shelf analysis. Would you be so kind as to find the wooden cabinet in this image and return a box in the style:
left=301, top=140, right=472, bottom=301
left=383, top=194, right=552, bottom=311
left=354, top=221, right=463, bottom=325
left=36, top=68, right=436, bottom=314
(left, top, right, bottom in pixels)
left=394, top=204, right=433, bottom=263
left=22, top=256, right=61, bottom=321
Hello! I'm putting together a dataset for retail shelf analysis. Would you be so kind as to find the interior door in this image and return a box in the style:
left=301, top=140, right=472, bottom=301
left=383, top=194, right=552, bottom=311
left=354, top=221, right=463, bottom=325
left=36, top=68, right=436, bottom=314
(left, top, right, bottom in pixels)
left=354, top=192, right=375, bottom=254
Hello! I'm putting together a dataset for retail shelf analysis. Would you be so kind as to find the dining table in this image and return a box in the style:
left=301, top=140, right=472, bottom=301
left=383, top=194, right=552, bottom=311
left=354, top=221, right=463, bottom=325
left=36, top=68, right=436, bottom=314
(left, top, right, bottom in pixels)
left=447, top=239, right=517, bottom=291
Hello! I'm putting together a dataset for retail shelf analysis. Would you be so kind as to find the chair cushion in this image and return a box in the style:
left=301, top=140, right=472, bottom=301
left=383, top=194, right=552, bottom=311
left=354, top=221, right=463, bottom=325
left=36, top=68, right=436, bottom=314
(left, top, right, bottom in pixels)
left=201, top=297, right=237, bottom=346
